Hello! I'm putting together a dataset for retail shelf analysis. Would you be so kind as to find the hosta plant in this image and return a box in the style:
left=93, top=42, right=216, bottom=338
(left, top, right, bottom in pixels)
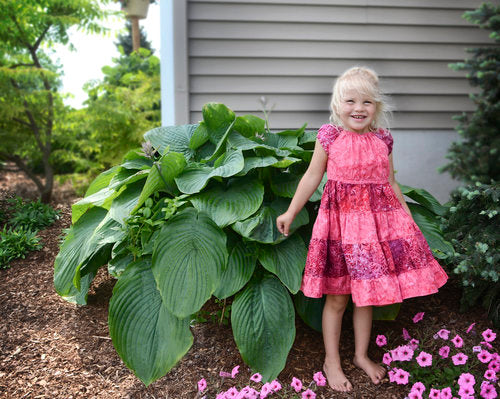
left=53, top=103, right=453, bottom=385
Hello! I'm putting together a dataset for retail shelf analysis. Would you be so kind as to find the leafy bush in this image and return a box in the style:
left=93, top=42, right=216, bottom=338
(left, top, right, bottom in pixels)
left=8, top=197, right=60, bottom=231
left=443, top=181, right=499, bottom=327
left=53, top=103, right=452, bottom=385
left=0, top=226, right=42, bottom=269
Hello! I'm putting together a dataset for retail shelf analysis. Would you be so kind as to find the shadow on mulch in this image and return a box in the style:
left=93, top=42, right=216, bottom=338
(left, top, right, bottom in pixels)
left=0, top=169, right=497, bottom=399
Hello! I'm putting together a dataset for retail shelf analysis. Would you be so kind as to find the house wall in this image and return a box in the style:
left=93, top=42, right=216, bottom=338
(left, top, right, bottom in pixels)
left=165, top=0, right=495, bottom=202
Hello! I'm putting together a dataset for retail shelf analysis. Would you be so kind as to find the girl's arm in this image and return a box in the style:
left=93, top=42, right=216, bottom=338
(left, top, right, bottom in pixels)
left=388, top=153, right=414, bottom=220
left=276, top=139, right=328, bottom=236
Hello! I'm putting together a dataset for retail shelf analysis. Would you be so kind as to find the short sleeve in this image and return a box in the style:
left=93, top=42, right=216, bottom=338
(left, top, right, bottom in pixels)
left=373, top=128, right=393, bottom=155
left=316, top=124, right=340, bottom=154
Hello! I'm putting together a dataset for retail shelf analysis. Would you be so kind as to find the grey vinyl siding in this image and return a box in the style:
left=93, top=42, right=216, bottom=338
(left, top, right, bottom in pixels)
left=185, top=0, right=493, bottom=130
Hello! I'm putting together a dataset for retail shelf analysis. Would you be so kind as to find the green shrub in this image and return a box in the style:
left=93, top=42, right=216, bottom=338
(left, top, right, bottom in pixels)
left=443, top=181, right=499, bottom=327
left=8, top=197, right=60, bottom=231
left=53, top=103, right=452, bottom=385
left=0, top=226, right=42, bottom=269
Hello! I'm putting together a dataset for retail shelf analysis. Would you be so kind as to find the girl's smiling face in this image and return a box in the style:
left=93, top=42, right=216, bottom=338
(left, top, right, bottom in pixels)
left=338, top=90, right=377, bottom=134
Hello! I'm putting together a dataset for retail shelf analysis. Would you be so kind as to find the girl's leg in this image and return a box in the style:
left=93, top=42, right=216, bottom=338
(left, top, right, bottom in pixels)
left=322, top=294, right=353, bottom=392
left=352, top=304, right=386, bottom=384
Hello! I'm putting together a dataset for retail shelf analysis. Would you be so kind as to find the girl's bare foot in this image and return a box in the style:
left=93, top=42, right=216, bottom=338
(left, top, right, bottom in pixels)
left=323, top=361, right=353, bottom=392
left=353, top=355, right=386, bottom=384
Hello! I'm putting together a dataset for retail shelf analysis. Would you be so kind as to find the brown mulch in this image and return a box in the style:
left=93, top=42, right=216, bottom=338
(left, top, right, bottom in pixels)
left=0, top=168, right=497, bottom=399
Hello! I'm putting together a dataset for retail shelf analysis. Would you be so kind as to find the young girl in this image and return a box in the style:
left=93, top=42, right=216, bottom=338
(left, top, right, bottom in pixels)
left=276, top=67, right=448, bottom=392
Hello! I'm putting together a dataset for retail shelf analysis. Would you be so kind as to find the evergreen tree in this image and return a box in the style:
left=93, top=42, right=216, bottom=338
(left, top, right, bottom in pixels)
left=442, top=3, right=500, bottom=183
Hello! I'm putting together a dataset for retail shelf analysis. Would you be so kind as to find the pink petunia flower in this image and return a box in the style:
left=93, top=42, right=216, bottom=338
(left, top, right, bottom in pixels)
left=388, top=369, right=396, bottom=383
left=376, top=334, right=387, bottom=347
left=429, top=388, right=440, bottom=399
left=482, top=329, right=497, bottom=343
left=413, top=312, right=425, bottom=323
left=391, top=347, right=401, bottom=361
left=473, top=345, right=483, bottom=352
left=302, top=389, right=316, bottom=399
left=484, top=369, right=497, bottom=381
left=313, top=371, right=326, bottom=386
left=250, top=373, right=263, bottom=383
left=437, top=329, right=451, bottom=340
left=398, top=345, right=414, bottom=361
left=383, top=352, right=392, bottom=366
left=260, top=383, right=272, bottom=399
left=225, top=387, right=239, bottom=398
left=409, top=338, right=420, bottom=350
left=197, top=378, right=207, bottom=392
left=440, top=387, right=452, bottom=399
left=458, top=372, right=476, bottom=387
left=439, top=345, right=450, bottom=358
left=458, top=384, right=475, bottom=397
left=482, top=341, right=494, bottom=350
left=479, top=350, right=493, bottom=364
left=231, top=365, right=240, bottom=378
left=408, top=391, right=422, bottom=399
left=270, top=380, right=282, bottom=392
left=394, top=368, right=410, bottom=385
left=290, top=377, right=303, bottom=393
left=452, top=352, right=468, bottom=366
left=451, top=334, right=464, bottom=348
left=480, top=382, right=497, bottom=399
left=216, top=393, right=225, bottom=399
left=466, top=322, right=476, bottom=333
left=416, top=351, right=432, bottom=367
left=488, top=360, right=500, bottom=372
left=403, top=328, right=411, bottom=340
left=411, top=381, right=426, bottom=394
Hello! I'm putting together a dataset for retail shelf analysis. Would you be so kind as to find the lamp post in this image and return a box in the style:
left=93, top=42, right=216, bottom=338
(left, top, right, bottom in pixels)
left=120, top=0, right=151, bottom=51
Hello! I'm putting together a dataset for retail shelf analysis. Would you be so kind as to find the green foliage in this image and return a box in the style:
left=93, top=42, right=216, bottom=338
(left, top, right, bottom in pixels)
left=53, top=103, right=451, bottom=385
left=115, top=20, right=155, bottom=56
left=442, top=3, right=500, bottom=183
left=0, top=0, right=113, bottom=202
left=0, top=226, right=42, bottom=269
left=7, top=197, right=60, bottom=231
left=443, top=181, right=499, bottom=327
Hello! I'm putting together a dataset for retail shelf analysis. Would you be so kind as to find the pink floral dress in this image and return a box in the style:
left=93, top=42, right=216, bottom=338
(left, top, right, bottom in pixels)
left=301, top=124, right=448, bottom=306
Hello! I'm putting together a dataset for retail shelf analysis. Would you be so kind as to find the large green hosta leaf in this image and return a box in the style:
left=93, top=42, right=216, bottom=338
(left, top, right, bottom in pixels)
left=152, top=208, right=228, bottom=318
left=133, top=152, right=187, bottom=212
left=237, top=156, right=278, bottom=176
left=400, top=184, right=448, bottom=216
left=144, top=124, right=198, bottom=160
left=109, top=258, right=193, bottom=386
left=175, top=150, right=244, bottom=194
left=54, top=207, right=108, bottom=304
left=232, top=273, right=295, bottom=381
left=234, top=114, right=266, bottom=138
left=203, top=102, right=236, bottom=144
left=190, top=178, right=264, bottom=227
left=408, top=203, right=454, bottom=259
left=214, top=241, right=257, bottom=299
left=109, top=180, right=144, bottom=225
left=232, top=198, right=309, bottom=244
left=258, top=233, right=307, bottom=294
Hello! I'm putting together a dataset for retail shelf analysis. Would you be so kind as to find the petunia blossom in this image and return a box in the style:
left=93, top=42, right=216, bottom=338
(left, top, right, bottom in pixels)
left=225, top=387, right=239, bottom=398
left=412, top=312, right=425, bottom=323
left=484, top=369, right=497, bottom=381
left=429, top=388, right=440, bottom=399
left=290, top=377, right=303, bottom=393
left=488, top=360, right=500, bottom=372
left=440, top=387, right=452, bottom=399
left=480, top=382, right=497, bottom=399
left=466, top=322, right=476, bottom=333
left=482, top=329, right=497, bottom=343
left=270, top=380, right=282, bottom=392
left=451, top=334, right=464, bottom=348
left=313, top=371, right=326, bottom=386
left=302, top=389, right=316, bottom=399
left=260, top=383, right=272, bottom=399
left=394, top=368, right=410, bottom=385
left=439, top=345, right=450, bottom=358
left=383, top=352, right=392, bottom=366
left=437, top=329, right=450, bottom=340
left=479, top=350, right=493, bottom=364
left=197, top=378, right=207, bottom=392
left=409, top=338, right=420, bottom=350
left=411, top=381, right=426, bottom=394
left=231, top=365, right=240, bottom=378
left=458, top=384, right=475, bottom=397
left=250, top=373, right=263, bottom=383
left=398, top=345, right=414, bottom=361
left=452, top=352, right=468, bottom=366
left=408, top=392, right=422, bottom=399
left=458, top=372, right=475, bottom=387
left=376, top=334, right=387, bottom=347
left=416, top=351, right=432, bottom=367
left=403, top=328, right=411, bottom=340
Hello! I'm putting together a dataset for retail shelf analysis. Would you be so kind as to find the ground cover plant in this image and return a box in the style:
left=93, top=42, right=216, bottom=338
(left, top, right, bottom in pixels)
left=53, top=103, right=453, bottom=385
left=0, top=196, right=59, bottom=268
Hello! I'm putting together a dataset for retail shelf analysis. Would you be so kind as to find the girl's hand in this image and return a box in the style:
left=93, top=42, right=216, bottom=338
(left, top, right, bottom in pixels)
left=276, top=212, right=295, bottom=237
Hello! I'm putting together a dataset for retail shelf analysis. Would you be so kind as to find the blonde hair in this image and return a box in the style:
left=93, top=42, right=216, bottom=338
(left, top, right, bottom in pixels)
left=329, top=66, right=392, bottom=130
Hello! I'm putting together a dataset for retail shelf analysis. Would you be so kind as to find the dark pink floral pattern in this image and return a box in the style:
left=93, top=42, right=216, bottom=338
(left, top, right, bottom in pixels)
left=302, top=124, right=448, bottom=306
